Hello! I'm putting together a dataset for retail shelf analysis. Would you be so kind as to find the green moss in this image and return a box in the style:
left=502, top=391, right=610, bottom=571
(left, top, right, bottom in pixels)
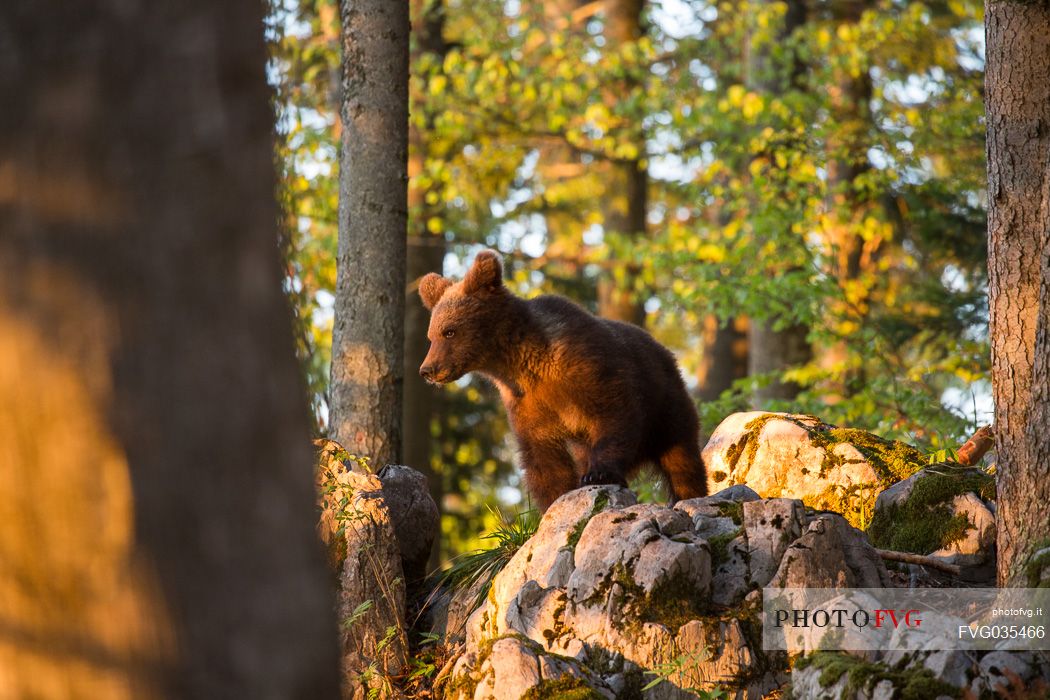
left=794, top=651, right=960, bottom=700
left=908, top=468, right=995, bottom=508
left=708, top=528, right=743, bottom=568
left=520, top=675, right=605, bottom=700
left=804, top=425, right=926, bottom=528
left=715, top=501, right=744, bottom=525
left=580, top=558, right=707, bottom=633
left=724, top=414, right=780, bottom=473
left=643, top=570, right=708, bottom=630
left=825, top=428, right=925, bottom=482
left=867, top=469, right=993, bottom=555
left=565, top=491, right=611, bottom=550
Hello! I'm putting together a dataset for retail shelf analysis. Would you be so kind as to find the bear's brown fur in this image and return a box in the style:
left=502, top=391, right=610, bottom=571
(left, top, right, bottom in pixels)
left=418, top=250, right=707, bottom=511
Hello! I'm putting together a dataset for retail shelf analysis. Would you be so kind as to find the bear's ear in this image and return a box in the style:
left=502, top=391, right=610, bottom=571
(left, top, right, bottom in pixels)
left=463, top=250, right=503, bottom=295
left=419, top=273, right=453, bottom=310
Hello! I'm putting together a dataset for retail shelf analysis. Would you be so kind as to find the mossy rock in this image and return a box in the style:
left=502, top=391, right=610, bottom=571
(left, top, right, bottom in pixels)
left=793, top=651, right=960, bottom=700
left=867, top=467, right=994, bottom=555
left=704, top=412, right=928, bottom=530
left=520, top=675, right=605, bottom=700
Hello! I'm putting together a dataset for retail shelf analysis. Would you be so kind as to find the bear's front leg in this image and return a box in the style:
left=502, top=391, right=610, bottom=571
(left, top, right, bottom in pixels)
left=580, top=436, right=634, bottom=489
left=517, top=438, right=579, bottom=512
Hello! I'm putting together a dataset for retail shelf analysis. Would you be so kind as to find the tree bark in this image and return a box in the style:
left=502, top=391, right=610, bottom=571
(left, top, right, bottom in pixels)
left=597, top=0, right=648, bottom=326
left=330, top=0, right=409, bottom=467
left=0, top=2, right=340, bottom=697
left=985, top=0, right=1050, bottom=586
left=747, top=0, right=812, bottom=404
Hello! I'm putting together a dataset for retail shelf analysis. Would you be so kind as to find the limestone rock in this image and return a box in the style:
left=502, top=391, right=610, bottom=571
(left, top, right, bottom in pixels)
left=869, top=467, right=996, bottom=581
left=872, top=469, right=924, bottom=512
left=567, top=503, right=706, bottom=603
left=452, top=484, right=895, bottom=698
left=789, top=653, right=959, bottom=700
left=448, top=636, right=614, bottom=700
left=769, top=513, right=891, bottom=589
left=702, top=412, right=923, bottom=527
left=928, top=493, right=996, bottom=570
left=709, top=534, right=749, bottom=608
left=744, top=498, right=806, bottom=587
left=973, top=651, right=1046, bottom=696
left=425, top=577, right=487, bottom=643
left=376, top=464, right=439, bottom=585
left=675, top=486, right=754, bottom=608
left=791, top=650, right=1050, bottom=700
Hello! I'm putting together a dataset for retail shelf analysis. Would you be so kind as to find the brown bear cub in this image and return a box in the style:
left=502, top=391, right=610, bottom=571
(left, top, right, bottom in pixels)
left=418, top=250, right=708, bottom=511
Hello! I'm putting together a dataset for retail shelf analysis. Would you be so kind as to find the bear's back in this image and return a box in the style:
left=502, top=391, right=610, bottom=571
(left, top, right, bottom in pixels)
left=526, top=294, right=685, bottom=400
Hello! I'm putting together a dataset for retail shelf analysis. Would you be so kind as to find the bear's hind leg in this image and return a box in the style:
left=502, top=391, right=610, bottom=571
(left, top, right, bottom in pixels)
left=659, top=443, right=708, bottom=503
left=580, top=436, right=633, bottom=489
left=519, top=439, right=579, bottom=512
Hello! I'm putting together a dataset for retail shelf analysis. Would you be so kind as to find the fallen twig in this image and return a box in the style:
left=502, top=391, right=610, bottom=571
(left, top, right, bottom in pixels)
left=877, top=549, right=962, bottom=576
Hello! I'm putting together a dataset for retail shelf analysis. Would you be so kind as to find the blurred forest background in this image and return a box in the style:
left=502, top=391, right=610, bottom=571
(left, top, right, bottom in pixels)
left=266, top=0, right=988, bottom=563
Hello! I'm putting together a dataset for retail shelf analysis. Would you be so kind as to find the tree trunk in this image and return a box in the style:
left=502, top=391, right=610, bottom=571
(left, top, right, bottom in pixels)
left=0, top=2, right=340, bottom=697
left=330, top=0, right=409, bottom=466
left=696, top=316, right=749, bottom=403
left=748, top=320, right=812, bottom=403
left=747, top=0, right=812, bottom=404
left=985, top=0, right=1050, bottom=586
left=403, top=0, right=448, bottom=543
left=597, top=0, right=648, bottom=326
left=813, top=0, right=878, bottom=403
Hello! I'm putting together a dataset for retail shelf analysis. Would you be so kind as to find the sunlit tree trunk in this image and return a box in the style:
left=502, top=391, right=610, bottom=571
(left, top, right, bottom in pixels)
left=747, top=0, right=812, bottom=403
left=598, top=0, right=648, bottom=326
left=0, top=2, right=340, bottom=696
left=985, top=0, right=1050, bottom=586
left=330, top=0, right=409, bottom=466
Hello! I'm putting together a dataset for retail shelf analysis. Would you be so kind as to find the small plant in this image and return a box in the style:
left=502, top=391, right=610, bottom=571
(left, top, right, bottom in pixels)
left=642, top=647, right=726, bottom=698
left=344, top=600, right=374, bottom=628
left=440, top=507, right=538, bottom=612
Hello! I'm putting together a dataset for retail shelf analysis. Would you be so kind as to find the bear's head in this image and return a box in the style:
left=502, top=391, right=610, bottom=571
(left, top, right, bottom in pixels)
left=418, top=249, right=509, bottom=384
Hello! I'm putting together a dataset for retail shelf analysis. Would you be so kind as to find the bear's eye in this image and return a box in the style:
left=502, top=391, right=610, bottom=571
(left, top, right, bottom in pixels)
left=443, top=329, right=456, bottom=339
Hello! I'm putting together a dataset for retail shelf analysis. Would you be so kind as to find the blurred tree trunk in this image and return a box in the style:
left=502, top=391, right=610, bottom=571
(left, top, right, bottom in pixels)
left=748, top=320, right=811, bottom=402
left=747, top=0, right=812, bottom=403
left=0, top=2, right=340, bottom=697
left=598, top=0, right=648, bottom=326
left=696, top=190, right=749, bottom=407
left=696, top=316, right=749, bottom=404
left=814, top=0, right=879, bottom=402
left=985, top=0, right=1050, bottom=586
left=330, top=0, right=409, bottom=466
left=539, top=0, right=593, bottom=301
left=405, top=0, right=449, bottom=570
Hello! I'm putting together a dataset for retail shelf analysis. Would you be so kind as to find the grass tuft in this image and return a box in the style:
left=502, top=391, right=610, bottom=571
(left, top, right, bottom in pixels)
left=440, top=508, right=539, bottom=613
